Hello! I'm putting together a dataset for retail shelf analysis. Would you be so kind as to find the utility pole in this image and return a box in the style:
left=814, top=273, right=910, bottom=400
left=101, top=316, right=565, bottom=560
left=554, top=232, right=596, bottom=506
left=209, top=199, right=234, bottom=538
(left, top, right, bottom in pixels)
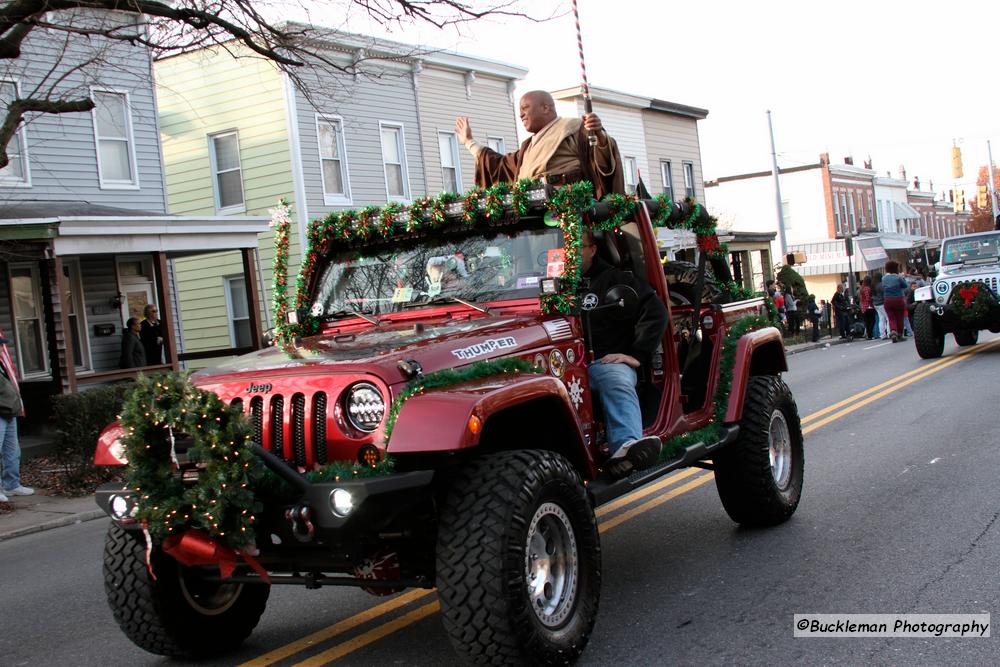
left=767, top=110, right=788, bottom=259
left=988, top=140, right=999, bottom=221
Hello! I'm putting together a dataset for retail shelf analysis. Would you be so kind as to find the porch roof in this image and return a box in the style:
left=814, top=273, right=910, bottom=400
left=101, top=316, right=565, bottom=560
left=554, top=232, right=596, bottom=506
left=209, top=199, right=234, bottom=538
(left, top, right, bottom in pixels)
left=0, top=201, right=269, bottom=255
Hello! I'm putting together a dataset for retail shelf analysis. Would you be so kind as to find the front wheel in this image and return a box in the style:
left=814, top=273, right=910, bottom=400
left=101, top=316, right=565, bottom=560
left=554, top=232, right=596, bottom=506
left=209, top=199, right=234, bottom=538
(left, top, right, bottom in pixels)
left=714, top=375, right=804, bottom=527
left=954, top=330, right=979, bottom=347
left=103, top=524, right=270, bottom=658
left=913, top=303, right=944, bottom=359
left=436, top=450, right=601, bottom=665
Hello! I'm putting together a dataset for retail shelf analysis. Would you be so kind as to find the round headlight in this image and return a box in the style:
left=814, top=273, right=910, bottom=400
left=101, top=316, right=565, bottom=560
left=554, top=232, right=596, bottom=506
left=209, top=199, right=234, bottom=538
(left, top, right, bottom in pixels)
left=345, top=382, right=386, bottom=432
left=935, top=281, right=949, bottom=295
left=109, top=494, right=131, bottom=520
left=330, top=489, right=354, bottom=517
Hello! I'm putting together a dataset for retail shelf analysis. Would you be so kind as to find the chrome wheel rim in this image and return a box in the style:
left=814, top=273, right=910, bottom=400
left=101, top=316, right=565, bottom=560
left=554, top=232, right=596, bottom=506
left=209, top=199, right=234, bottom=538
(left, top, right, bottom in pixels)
left=179, top=566, right=242, bottom=616
left=768, top=410, right=793, bottom=490
left=525, top=501, right=579, bottom=628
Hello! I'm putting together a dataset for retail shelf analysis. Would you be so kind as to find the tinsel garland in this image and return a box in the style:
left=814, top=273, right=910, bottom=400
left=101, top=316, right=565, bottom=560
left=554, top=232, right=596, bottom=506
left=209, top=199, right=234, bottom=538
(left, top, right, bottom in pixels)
left=659, top=313, right=773, bottom=460
left=269, top=200, right=292, bottom=339
left=950, top=282, right=996, bottom=324
left=383, top=358, right=542, bottom=446
left=540, top=181, right=597, bottom=314
left=599, top=193, right=639, bottom=230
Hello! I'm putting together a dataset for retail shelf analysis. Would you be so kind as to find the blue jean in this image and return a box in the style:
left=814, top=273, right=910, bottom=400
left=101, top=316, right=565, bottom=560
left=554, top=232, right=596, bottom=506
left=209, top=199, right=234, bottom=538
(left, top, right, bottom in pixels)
left=588, top=362, right=641, bottom=455
left=0, top=417, right=20, bottom=491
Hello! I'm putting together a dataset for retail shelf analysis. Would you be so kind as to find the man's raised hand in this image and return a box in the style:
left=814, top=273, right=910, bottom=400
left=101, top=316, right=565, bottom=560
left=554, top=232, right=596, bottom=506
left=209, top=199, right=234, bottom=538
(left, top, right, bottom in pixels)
left=454, top=116, right=473, bottom=144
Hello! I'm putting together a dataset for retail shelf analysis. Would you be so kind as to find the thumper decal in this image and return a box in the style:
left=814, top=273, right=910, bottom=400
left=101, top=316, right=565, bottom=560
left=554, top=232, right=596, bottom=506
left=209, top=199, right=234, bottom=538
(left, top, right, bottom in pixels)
left=452, top=336, right=517, bottom=360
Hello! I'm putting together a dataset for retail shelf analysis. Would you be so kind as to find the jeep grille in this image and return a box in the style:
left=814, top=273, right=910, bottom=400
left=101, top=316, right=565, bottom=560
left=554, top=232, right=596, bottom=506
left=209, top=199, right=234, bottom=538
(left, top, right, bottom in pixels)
left=233, top=392, right=330, bottom=467
left=944, top=276, right=998, bottom=296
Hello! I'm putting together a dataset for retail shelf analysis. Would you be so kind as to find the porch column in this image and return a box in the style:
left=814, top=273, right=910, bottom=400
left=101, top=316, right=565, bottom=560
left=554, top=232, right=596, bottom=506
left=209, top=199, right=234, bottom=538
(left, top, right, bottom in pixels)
left=45, top=253, right=77, bottom=394
left=241, top=247, right=264, bottom=350
left=152, top=252, right=180, bottom=372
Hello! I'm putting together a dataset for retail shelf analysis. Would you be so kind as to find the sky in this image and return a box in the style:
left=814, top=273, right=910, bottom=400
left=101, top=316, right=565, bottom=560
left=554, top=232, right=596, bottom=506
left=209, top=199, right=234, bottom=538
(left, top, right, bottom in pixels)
left=297, top=0, right=1000, bottom=200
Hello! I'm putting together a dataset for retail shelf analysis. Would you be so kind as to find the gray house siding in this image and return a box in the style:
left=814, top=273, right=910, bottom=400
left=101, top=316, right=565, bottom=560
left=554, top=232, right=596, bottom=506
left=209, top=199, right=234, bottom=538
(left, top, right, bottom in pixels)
left=79, top=255, right=125, bottom=371
left=0, top=14, right=167, bottom=212
left=416, top=68, right=518, bottom=196
left=293, top=60, right=427, bottom=220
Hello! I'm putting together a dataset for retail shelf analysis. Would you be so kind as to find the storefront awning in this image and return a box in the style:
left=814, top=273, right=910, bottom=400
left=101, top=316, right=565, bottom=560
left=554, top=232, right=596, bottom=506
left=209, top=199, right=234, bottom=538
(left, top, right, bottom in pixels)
left=893, top=201, right=920, bottom=220
left=854, top=235, right=887, bottom=270
left=879, top=232, right=929, bottom=250
left=789, top=236, right=887, bottom=276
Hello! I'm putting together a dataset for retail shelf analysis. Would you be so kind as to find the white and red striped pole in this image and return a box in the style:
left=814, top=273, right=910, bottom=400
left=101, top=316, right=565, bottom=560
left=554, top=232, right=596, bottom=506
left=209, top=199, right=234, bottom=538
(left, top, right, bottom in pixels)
left=571, top=0, right=598, bottom=146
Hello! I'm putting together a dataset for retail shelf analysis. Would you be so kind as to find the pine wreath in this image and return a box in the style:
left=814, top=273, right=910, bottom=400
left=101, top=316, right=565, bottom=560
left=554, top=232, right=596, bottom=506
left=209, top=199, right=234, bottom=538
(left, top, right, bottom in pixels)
left=949, top=281, right=996, bottom=325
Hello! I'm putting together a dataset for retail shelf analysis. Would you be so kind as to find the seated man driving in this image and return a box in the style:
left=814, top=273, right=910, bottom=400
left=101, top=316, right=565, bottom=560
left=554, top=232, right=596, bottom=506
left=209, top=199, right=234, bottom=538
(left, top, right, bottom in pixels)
left=580, top=230, right=669, bottom=480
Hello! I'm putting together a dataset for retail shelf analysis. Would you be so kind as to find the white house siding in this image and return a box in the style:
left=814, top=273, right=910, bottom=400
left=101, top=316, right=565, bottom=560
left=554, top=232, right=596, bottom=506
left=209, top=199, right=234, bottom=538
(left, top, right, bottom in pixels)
left=294, top=57, right=427, bottom=221
left=1, top=14, right=167, bottom=211
left=417, top=68, right=518, bottom=196
left=641, top=111, right=705, bottom=202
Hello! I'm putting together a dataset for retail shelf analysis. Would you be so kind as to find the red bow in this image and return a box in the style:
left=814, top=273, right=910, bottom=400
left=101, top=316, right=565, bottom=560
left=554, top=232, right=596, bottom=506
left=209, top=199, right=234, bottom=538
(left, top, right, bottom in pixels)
left=959, top=284, right=979, bottom=306
left=697, top=233, right=720, bottom=254
left=162, top=529, right=270, bottom=583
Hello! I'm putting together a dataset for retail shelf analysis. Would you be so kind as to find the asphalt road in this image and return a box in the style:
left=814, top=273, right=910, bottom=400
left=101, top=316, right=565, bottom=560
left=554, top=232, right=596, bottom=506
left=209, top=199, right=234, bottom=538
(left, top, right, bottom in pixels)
left=2, top=333, right=998, bottom=666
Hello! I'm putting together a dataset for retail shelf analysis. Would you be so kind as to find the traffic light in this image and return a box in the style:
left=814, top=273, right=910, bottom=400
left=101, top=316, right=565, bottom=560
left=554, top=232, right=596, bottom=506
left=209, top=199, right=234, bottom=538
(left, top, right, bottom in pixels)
left=951, top=146, right=963, bottom=179
left=953, top=187, right=965, bottom=212
left=978, top=184, right=990, bottom=209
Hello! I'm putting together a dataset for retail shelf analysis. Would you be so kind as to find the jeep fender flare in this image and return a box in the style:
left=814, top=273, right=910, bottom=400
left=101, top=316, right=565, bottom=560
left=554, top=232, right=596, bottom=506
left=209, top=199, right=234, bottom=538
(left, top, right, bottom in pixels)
left=386, top=375, right=595, bottom=475
left=723, top=327, right=787, bottom=424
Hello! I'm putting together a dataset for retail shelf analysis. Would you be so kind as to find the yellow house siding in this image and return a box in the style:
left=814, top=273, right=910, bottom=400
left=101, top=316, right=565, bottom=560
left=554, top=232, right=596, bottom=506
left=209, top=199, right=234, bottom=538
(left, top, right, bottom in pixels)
left=156, top=47, right=296, bottom=358
left=417, top=69, right=518, bottom=196
left=641, top=110, right=705, bottom=202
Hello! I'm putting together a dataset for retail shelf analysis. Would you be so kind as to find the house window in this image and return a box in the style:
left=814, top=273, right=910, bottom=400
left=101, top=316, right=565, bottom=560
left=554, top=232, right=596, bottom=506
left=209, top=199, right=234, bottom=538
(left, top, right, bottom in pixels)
left=438, top=132, right=462, bottom=193
left=92, top=90, right=137, bottom=187
left=62, top=260, right=90, bottom=371
left=660, top=160, right=673, bottom=200
left=209, top=131, right=245, bottom=212
left=225, top=276, right=253, bottom=349
left=10, top=263, right=47, bottom=377
left=623, top=156, right=638, bottom=194
left=683, top=162, right=695, bottom=198
left=379, top=123, right=410, bottom=201
left=317, top=117, right=351, bottom=204
left=848, top=194, right=857, bottom=233
left=0, top=81, right=28, bottom=186
left=839, top=193, right=849, bottom=235
left=487, top=136, right=506, bottom=154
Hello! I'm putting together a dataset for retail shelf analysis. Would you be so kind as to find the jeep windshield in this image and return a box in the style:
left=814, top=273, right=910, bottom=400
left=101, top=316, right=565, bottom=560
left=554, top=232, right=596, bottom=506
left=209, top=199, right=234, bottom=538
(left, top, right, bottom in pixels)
left=941, top=233, right=1000, bottom=266
left=309, top=222, right=565, bottom=317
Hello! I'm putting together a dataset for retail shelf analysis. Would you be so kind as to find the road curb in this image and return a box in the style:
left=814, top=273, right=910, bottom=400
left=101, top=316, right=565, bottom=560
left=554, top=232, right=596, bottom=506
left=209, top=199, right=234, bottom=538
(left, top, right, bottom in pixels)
left=0, top=509, right=106, bottom=542
left=786, top=337, right=852, bottom=355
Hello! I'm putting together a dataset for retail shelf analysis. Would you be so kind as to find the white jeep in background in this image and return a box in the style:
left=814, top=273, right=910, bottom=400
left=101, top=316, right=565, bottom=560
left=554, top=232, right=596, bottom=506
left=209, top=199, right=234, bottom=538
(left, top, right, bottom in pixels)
left=912, top=230, right=1000, bottom=358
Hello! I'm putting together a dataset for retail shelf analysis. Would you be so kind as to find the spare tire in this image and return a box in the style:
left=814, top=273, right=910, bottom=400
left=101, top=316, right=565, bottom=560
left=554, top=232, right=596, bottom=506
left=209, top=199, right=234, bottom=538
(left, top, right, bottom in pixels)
left=663, top=260, right=725, bottom=306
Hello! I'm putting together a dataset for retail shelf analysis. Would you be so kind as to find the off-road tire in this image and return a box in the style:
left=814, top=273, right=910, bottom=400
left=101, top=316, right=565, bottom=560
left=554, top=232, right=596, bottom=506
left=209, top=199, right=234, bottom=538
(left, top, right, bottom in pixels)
left=913, top=303, right=944, bottom=359
left=954, top=330, right=979, bottom=347
left=436, top=450, right=601, bottom=666
left=663, top=260, right=724, bottom=306
left=103, top=524, right=270, bottom=658
left=714, top=375, right=804, bottom=527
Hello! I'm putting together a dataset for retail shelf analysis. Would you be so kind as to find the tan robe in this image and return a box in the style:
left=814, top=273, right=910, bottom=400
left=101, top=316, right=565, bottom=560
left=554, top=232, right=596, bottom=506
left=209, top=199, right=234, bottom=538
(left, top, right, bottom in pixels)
left=468, top=117, right=625, bottom=200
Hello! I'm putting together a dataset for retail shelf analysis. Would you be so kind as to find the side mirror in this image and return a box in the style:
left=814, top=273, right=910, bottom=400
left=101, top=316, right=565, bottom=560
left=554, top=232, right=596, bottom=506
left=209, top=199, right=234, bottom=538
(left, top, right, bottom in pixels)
left=604, top=284, right=639, bottom=319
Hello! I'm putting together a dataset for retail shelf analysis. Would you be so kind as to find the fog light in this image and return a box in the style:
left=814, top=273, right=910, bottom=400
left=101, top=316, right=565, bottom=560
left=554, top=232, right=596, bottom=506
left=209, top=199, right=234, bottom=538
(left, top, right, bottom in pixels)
left=109, top=494, right=132, bottom=520
left=330, top=489, right=355, bottom=517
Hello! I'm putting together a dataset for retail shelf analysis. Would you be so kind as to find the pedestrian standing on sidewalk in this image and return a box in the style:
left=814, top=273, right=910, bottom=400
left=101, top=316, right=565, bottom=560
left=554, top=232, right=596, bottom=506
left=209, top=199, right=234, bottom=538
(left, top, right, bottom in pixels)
left=785, top=289, right=799, bottom=335
left=859, top=276, right=876, bottom=339
left=0, top=331, right=33, bottom=502
left=881, top=260, right=909, bottom=343
left=832, top=284, right=850, bottom=339
left=773, top=288, right=786, bottom=326
left=872, top=272, right=888, bottom=340
left=806, top=294, right=821, bottom=342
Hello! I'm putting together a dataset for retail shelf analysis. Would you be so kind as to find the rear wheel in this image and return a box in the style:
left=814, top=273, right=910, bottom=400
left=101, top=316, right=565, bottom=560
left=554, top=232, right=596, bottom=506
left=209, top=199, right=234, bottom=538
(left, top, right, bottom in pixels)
left=913, top=303, right=944, bottom=358
left=103, top=524, right=269, bottom=658
left=714, top=375, right=804, bottom=527
left=436, top=450, right=601, bottom=666
left=953, top=330, right=979, bottom=347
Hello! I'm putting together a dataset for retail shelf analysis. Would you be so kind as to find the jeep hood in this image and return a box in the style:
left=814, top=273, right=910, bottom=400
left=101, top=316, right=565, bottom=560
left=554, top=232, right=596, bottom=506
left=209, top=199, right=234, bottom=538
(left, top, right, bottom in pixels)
left=192, top=313, right=557, bottom=384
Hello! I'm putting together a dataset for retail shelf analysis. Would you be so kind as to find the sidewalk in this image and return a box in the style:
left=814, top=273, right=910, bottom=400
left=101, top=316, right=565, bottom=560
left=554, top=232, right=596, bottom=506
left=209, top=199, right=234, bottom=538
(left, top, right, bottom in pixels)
left=0, top=331, right=849, bottom=542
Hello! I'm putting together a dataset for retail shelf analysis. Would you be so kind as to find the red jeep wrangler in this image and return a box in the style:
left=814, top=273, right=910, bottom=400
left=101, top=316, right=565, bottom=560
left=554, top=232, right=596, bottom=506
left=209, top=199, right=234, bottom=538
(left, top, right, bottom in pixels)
left=95, top=186, right=803, bottom=665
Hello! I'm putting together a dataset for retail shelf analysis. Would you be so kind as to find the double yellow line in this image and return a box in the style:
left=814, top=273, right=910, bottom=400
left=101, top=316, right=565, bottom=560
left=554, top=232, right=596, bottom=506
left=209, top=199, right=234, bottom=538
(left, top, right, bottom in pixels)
left=244, top=337, right=998, bottom=666
left=800, top=337, right=1000, bottom=433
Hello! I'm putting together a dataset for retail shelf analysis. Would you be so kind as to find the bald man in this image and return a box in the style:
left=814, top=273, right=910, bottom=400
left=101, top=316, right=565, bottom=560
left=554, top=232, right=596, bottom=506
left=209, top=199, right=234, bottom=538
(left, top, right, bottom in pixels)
left=455, top=90, right=625, bottom=199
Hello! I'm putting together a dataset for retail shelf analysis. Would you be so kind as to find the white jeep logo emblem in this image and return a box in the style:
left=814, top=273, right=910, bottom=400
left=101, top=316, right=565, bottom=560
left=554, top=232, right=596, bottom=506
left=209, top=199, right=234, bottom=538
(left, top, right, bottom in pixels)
left=581, top=293, right=599, bottom=310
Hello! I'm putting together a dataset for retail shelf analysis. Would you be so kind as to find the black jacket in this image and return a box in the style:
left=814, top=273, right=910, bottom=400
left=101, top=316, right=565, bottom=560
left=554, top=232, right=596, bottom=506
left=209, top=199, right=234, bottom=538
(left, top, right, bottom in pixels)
left=120, top=331, right=145, bottom=369
left=140, top=318, right=163, bottom=365
left=580, top=257, right=668, bottom=364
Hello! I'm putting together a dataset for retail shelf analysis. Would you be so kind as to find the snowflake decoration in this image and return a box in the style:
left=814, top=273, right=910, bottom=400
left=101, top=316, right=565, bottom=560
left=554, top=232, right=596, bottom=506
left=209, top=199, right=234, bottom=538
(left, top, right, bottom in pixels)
left=567, top=376, right=584, bottom=409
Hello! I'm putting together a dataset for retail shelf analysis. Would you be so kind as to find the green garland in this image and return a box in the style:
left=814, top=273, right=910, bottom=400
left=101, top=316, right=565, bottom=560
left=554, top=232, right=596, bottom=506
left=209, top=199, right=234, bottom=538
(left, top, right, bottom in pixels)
left=950, top=282, right=997, bottom=324
left=599, top=193, right=639, bottom=230
left=539, top=181, right=597, bottom=314
left=269, top=200, right=292, bottom=341
left=383, top=358, right=542, bottom=446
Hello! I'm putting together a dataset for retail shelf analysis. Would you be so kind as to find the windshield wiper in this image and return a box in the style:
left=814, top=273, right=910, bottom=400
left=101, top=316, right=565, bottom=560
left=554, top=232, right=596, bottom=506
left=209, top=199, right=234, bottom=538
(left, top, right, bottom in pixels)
left=401, top=295, right=489, bottom=313
left=323, top=309, right=380, bottom=325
